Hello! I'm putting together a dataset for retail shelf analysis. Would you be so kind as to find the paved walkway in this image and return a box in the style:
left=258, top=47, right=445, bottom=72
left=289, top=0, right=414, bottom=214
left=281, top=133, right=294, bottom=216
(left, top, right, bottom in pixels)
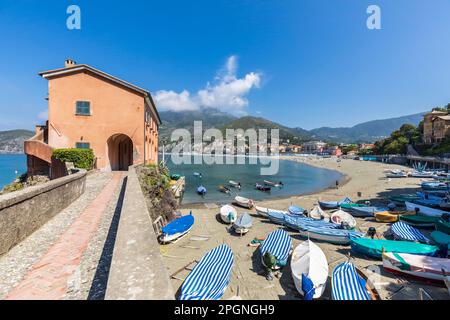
left=0, top=171, right=124, bottom=300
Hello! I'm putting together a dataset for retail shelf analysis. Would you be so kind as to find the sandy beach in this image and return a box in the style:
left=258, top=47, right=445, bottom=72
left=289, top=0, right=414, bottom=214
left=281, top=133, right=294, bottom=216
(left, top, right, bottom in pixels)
left=161, top=157, right=449, bottom=300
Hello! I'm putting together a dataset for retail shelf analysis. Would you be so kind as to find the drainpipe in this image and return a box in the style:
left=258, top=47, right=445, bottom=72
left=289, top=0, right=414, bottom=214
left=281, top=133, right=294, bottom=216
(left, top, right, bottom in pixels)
left=144, top=106, right=146, bottom=166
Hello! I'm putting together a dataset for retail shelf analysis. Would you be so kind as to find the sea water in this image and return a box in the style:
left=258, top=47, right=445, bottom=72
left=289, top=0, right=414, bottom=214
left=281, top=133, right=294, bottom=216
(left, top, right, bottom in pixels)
left=0, top=154, right=27, bottom=190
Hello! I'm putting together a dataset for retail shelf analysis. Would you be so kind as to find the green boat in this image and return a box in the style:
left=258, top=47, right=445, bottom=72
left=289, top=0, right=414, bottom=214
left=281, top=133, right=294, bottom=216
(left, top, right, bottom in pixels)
left=340, top=203, right=368, bottom=210
left=170, top=174, right=182, bottom=181
left=350, top=237, right=440, bottom=260
left=435, top=219, right=450, bottom=234
left=389, top=194, right=421, bottom=206
left=430, top=231, right=450, bottom=251
left=399, top=215, right=440, bottom=228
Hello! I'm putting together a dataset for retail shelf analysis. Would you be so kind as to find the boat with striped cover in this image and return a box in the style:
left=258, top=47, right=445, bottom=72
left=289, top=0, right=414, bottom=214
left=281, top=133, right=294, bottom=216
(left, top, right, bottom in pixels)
left=291, top=240, right=328, bottom=299
left=179, top=244, right=233, bottom=300
left=318, top=197, right=352, bottom=210
left=288, top=205, right=305, bottom=216
left=349, top=237, right=440, bottom=259
left=382, top=251, right=450, bottom=284
left=159, top=213, right=195, bottom=244
left=332, top=261, right=380, bottom=300
left=298, top=225, right=364, bottom=245
left=399, top=214, right=440, bottom=228
left=405, top=201, right=446, bottom=217
left=390, top=221, right=430, bottom=243
left=331, top=209, right=357, bottom=229
left=260, top=229, right=293, bottom=270
left=349, top=206, right=389, bottom=217
left=285, top=214, right=342, bottom=231
left=267, top=210, right=287, bottom=225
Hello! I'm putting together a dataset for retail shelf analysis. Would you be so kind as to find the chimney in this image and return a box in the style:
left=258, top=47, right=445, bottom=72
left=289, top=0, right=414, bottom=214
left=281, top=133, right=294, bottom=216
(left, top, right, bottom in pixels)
left=64, top=59, right=76, bottom=68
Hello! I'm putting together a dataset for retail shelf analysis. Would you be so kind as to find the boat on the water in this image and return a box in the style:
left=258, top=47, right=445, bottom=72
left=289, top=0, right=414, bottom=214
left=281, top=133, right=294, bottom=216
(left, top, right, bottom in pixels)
left=331, top=209, right=357, bottom=229
left=220, top=204, right=237, bottom=224
left=318, top=197, right=352, bottom=210
left=332, top=261, right=380, bottom=300
left=382, top=251, right=450, bottom=284
left=255, top=183, right=271, bottom=192
left=179, top=244, right=233, bottom=300
left=349, top=237, right=440, bottom=259
left=291, top=240, right=328, bottom=300
left=309, top=205, right=329, bottom=221
left=193, top=172, right=203, bottom=178
left=229, top=180, right=241, bottom=190
left=389, top=221, right=430, bottom=243
left=170, top=173, right=182, bottom=181
left=159, top=213, right=194, bottom=244
left=234, top=196, right=254, bottom=209
left=264, top=180, right=283, bottom=187
left=233, top=213, right=252, bottom=234
left=405, top=201, right=446, bottom=217
left=197, top=185, right=207, bottom=196
left=288, top=205, right=305, bottom=216
left=399, top=214, right=440, bottom=228
left=260, top=229, right=293, bottom=270
left=217, top=185, right=231, bottom=194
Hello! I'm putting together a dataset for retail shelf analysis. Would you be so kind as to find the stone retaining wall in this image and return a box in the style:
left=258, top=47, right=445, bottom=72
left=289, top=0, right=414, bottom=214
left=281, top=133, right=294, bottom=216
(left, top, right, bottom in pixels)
left=0, top=170, right=87, bottom=255
left=105, top=165, right=174, bottom=300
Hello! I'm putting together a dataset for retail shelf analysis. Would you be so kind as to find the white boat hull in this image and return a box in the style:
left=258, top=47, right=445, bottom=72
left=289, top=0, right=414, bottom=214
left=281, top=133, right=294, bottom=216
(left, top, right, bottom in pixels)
left=159, top=227, right=192, bottom=244
left=405, top=201, right=446, bottom=217
left=220, top=205, right=238, bottom=224
left=298, top=229, right=351, bottom=245
left=291, top=240, right=328, bottom=299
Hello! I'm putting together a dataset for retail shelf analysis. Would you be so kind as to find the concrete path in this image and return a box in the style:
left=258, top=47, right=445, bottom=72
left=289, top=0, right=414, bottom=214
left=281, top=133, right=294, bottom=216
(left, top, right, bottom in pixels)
left=0, top=171, right=124, bottom=300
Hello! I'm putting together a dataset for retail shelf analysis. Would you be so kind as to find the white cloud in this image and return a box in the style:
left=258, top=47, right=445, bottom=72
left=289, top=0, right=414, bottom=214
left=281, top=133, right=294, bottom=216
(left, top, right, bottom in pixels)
left=153, top=55, right=261, bottom=114
left=37, top=110, right=48, bottom=120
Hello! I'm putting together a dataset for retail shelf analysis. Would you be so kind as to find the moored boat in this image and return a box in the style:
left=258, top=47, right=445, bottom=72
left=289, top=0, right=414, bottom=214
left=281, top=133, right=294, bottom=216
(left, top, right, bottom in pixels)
left=267, top=210, right=287, bottom=225
left=349, top=206, right=389, bottom=217
left=170, top=173, right=182, bottom=180
left=382, top=251, right=450, bottom=284
left=435, top=216, right=450, bottom=234
left=217, top=185, right=231, bottom=194
left=179, top=244, right=233, bottom=300
left=399, top=214, right=440, bottom=228
left=309, top=205, right=329, bottom=221
left=254, top=205, right=270, bottom=217
left=233, top=213, right=252, bottom=234
left=264, top=180, right=283, bottom=187
left=318, top=197, right=352, bottom=210
left=255, top=183, right=271, bottom=192
left=288, top=205, right=305, bottom=216
left=291, top=240, right=328, bottom=299
left=331, top=209, right=357, bottom=229
left=260, top=229, right=293, bottom=270
left=229, top=180, right=241, bottom=189
left=332, top=261, right=380, bottom=300
left=197, top=185, right=207, bottom=196
left=159, top=213, right=195, bottom=244
left=375, top=211, right=399, bottom=223
left=297, top=225, right=363, bottom=245
left=234, top=196, right=254, bottom=209
left=349, top=237, right=440, bottom=259
left=193, top=172, right=203, bottom=178
left=390, top=221, right=430, bottom=243
left=430, top=231, right=450, bottom=252
left=219, top=204, right=237, bottom=224
left=405, top=201, right=446, bottom=217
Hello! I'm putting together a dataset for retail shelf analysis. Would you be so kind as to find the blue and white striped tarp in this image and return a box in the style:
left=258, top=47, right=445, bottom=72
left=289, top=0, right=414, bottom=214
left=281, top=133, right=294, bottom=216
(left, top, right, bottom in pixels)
left=267, top=210, right=286, bottom=225
left=260, top=229, right=292, bottom=263
left=332, top=262, right=371, bottom=300
left=179, top=244, right=234, bottom=300
left=391, top=221, right=430, bottom=243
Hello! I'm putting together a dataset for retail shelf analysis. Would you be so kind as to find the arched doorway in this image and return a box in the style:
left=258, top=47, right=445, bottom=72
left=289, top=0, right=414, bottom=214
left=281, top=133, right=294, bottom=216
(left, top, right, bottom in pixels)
left=107, top=134, right=133, bottom=171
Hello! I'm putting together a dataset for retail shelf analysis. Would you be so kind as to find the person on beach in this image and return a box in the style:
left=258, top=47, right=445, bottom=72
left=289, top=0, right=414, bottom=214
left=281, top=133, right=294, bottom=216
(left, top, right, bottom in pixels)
left=335, top=180, right=339, bottom=189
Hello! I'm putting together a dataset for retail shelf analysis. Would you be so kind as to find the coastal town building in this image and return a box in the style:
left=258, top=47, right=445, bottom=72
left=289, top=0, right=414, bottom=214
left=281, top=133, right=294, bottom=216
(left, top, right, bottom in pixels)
left=25, top=59, right=161, bottom=175
left=422, top=110, right=450, bottom=144
left=301, top=141, right=327, bottom=154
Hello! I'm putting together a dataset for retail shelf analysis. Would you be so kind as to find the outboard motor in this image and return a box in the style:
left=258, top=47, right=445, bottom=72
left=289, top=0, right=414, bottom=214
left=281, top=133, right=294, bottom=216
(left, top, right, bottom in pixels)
left=367, top=227, right=377, bottom=239
left=341, top=221, right=350, bottom=230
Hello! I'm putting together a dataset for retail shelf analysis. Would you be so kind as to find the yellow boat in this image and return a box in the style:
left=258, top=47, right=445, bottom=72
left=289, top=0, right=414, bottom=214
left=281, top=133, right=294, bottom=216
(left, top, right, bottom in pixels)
left=375, top=211, right=416, bottom=223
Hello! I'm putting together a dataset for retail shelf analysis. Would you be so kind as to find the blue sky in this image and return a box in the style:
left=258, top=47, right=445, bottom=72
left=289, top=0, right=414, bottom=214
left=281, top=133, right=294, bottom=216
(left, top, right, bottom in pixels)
left=0, top=0, right=449, bottom=131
